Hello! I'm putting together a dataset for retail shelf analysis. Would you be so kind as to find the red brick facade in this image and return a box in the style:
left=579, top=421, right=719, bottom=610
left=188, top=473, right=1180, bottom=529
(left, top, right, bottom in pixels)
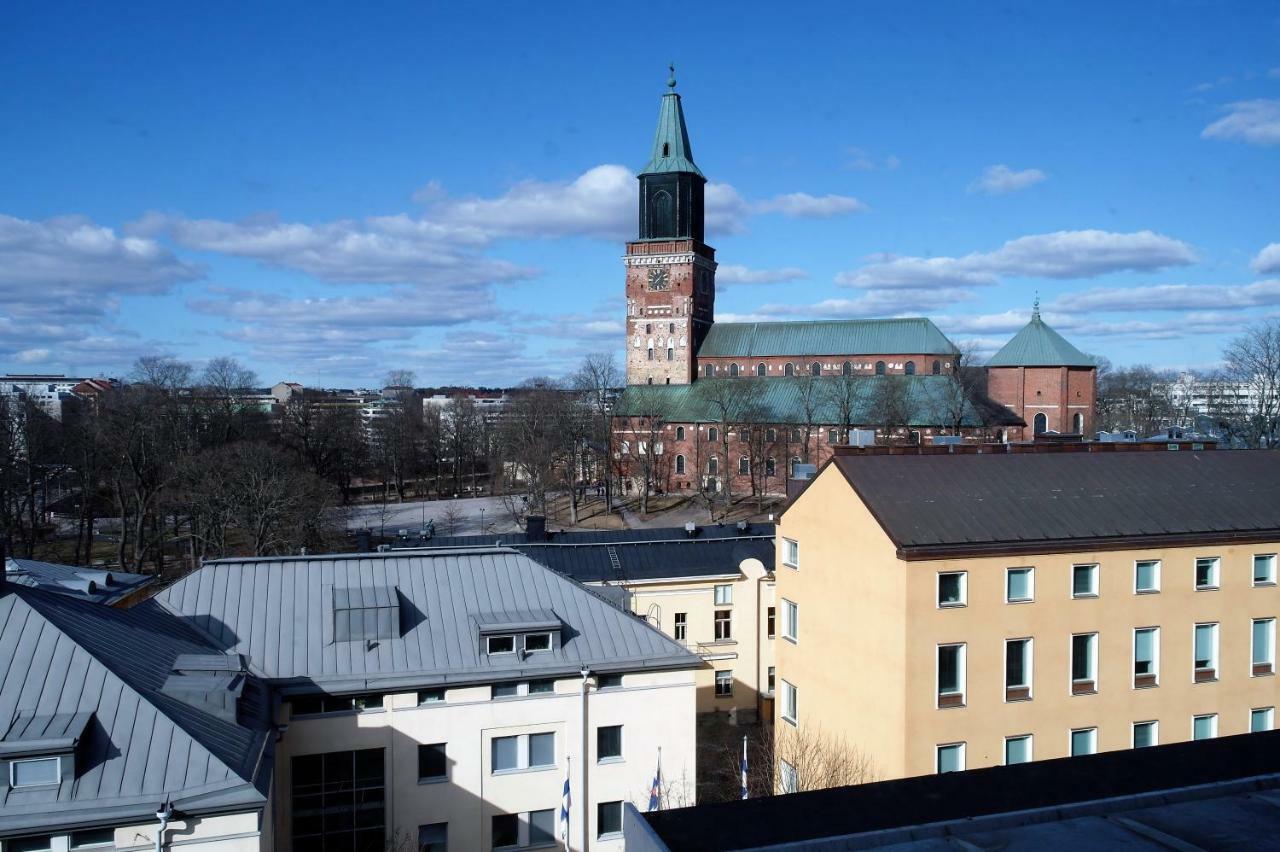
left=695, top=353, right=955, bottom=378
left=987, top=365, right=1097, bottom=441
left=624, top=239, right=716, bottom=386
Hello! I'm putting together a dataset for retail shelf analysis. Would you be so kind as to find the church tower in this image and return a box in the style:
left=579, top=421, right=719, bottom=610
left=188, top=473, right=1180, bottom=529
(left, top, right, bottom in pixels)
left=624, top=67, right=716, bottom=386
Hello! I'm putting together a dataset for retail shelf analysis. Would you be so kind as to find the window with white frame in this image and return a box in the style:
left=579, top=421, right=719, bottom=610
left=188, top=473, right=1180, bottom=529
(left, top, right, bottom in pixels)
left=523, top=632, right=552, bottom=653
left=783, top=538, right=799, bottom=568
left=1135, top=559, right=1161, bottom=593
left=487, top=635, right=515, bottom=655
left=491, top=732, right=555, bottom=773
left=1134, top=627, right=1160, bottom=688
left=781, top=680, right=798, bottom=724
left=1252, top=707, right=1275, bottom=733
left=418, top=743, right=447, bottom=782
left=1005, top=638, right=1032, bottom=701
left=1255, top=554, right=1278, bottom=586
left=9, top=756, right=60, bottom=787
left=1069, top=727, right=1097, bottom=756
left=714, top=609, right=732, bottom=641
left=779, top=759, right=798, bottom=793
left=1071, top=632, right=1098, bottom=694
left=1193, top=713, right=1218, bottom=740
left=1006, top=567, right=1034, bottom=603
left=1133, top=720, right=1158, bottom=748
left=783, top=599, right=798, bottom=642
left=937, top=643, right=966, bottom=707
left=767, top=666, right=775, bottom=694
left=1194, top=622, right=1219, bottom=682
left=1072, top=564, right=1099, bottom=598
left=936, top=742, right=965, bottom=773
left=597, top=725, right=623, bottom=762
left=938, top=571, right=967, bottom=607
left=1195, top=556, right=1220, bottom=590
left=1253, top=618, right=1275, bottom=676
left=70, top=829, right=116, bottom=849
left=1004, top=735, right=1032, bottom=765
left=714, top=670, right=733, bottom=697
left=597, top=801, right=623, bottom=839
left=714, top=584, right=733, bottom=605
left=673, top=612, right=687, bottom=641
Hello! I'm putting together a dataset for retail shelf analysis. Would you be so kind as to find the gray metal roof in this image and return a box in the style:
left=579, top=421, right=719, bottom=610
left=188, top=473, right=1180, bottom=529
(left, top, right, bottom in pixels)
left=827, top=450, right=1280, bottom=557
left=158, top=550, right=700, bottom=692
left=697, top=318, right=958, bottom=359
left=4, top=558, right=154, bottom=605
left=0, top=588, right=272, bottom=837
left=986, top=312, right=1095, bottom=367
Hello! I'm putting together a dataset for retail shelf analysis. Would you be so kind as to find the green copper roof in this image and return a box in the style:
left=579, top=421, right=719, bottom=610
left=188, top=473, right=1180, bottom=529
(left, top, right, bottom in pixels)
left=987, top=308, right=1095, bottom=367
left=697, top=319, right=959, bottom=359
left=639, top=69, right=704, bottom=178
left=615, top=375, right=1020, bottom=427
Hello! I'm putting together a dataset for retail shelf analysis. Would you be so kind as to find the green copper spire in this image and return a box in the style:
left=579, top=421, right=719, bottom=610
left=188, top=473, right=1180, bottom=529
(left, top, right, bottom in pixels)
left=639, top=66, right=705, bottom=178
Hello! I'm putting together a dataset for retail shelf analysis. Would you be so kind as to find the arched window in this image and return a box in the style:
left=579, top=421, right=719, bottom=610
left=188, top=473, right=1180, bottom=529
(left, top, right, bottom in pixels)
left=904, top=361, right=916, bottom=376
left=621, top=441, right=630, bottom=454
left=1034, top=413, right=1048, bottom=435
left=909, top=430, right=921, bottom=444
left=729, top=363, right=739, bottom=377
left=740, top=428, right=751, bottom=442
left=708, top=456, right=719, bottom=475
left=675, top=454, right=686, bottom=474
left=790, top=457, right=802, bottom=476
left=842, top=361, right=852, bottom=376
left=675, top=426, right=685, bottom=441
left=784, top=363, right=794, bottom=377
left=766, top=428, right=777, bottom=443
left=669, top=322, right=675, bottom=333
left=649, top=189, right=675, bottom=237
left=1073, top=412, right=1085, bottom=434
left=810, top=362, right=821, bottom=376
left=875, top=361, right=886, bottom=376
left=708, top=426, right=718, bottom=442
left=932, top=359, right=941, bottom=375
left=765, top=457, right=776, bottom=476
left=646, top=324, right=652, bottom=334
left=704, top=364, right=715, bottom=378
left=756, top=363, right=766, bottom=376
left=646, top=378, right=653, bottom=385
left=790, top=428, right=802, bottom=443
left=647, top=347, right=654, bottom=361
left=662, top=142, right=670, bottom=157
left=667, top=347, right=674, bottom=361
left=739, top=456, right=750, bottom=475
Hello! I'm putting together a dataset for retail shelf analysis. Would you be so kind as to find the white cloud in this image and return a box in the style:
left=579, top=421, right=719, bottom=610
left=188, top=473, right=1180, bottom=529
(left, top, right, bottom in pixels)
left=1050, top=280, right=1280, bottom=313
left=1253, top=243, right=1280, bottom=275
left=716, top=265, right=808, bottom=285
left=189, top=286, right=493, bottom=328
left=836, top=256, right=999, bottom=290
left=1202, top=99, right=1280, bottom=146
left=752, top=192, right=867, bottom=218
left=968, top=164, right=1047, bottom=196
left=843, top=147, right=900, bottom=171
left=757, top=288, right=977, bottom=319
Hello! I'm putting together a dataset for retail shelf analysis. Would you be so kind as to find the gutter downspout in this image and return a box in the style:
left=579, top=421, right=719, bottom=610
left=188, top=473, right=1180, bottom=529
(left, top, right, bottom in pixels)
left=155, top=800, right=172, bottom=852
left=580, top=667, right=591, bottom=852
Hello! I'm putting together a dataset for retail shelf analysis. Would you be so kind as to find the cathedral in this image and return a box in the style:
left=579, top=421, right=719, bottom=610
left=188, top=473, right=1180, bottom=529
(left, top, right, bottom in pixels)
left=614, top=73, right=1097, bottom=497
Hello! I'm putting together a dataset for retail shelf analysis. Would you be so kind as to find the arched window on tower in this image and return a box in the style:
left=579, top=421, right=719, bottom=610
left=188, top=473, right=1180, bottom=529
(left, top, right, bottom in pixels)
left=875, top=361, right=886, bottom=376
left=842, top=361, right=852, bottom=376
left=810, top=362, right=821, bottom=376
left=784, top=363, right=794, bottom=377
left=1073, top=412, right=1085, bottom=434
left=667, top=347, right=674, bottom=361
left=1034, top=413, right=1048, bottom=435
left=756, top=363, right=766, bottom=377
left=675, top=426, right=685, bottom=441
left=904, top=361, right=916, bottom=376
left=707, top=426, right=718, bottom=443
left=766, top=428, right=777, bottom=443
left=729, top=363, right=739, bottom=377
left=648, top=189, right=675, bottom=238
left=647, top=347, right=654, bottom=361
left=662, top=142, right=670, bottom=157
left=932, top=359, right=941, bottom=375
left=675, top=454, right=686, bottom=474
left=766, top=457, right=776, bottom=476
left=739, top=456, right=750, bottom=475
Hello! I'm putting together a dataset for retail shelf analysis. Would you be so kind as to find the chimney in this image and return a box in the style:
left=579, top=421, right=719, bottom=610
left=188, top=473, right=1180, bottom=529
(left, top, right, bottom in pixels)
left=526, top=515, right=547, bottom=542
left=684, top=522, right=698, bottom=538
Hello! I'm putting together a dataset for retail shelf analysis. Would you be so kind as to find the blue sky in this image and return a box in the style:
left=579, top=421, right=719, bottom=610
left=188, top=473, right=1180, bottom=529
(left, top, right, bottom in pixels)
left=2, top=1, right=1278, bottom=387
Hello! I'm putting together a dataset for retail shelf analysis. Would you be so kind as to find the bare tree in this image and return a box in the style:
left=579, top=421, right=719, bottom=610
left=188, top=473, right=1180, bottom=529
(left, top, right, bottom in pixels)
left=824, top=373, right=861, bottom=446
left=706, top=724, right=879, bottom=803
left=866, top=375, right=912, bottom=444
left=572, top=352, right=622, bottom=513
left=1224, top=320, right=1280, bottom=448
left=499, top=378, right=570, bottom=516
left=383, top=369, right=417, bottom=393
left=700, top=378, right=762, bottom=519
left=611, top=384, right=670, bottom=515
left=792, top=375, right=823, bottom=463
left=438, top=501, right=465, bottom=537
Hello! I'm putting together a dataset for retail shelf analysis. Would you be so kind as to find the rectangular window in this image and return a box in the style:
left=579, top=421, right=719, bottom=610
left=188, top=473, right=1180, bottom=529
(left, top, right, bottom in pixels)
left=714, top=584, right=733, bottom=605
left=1070, top=727, right=1097, bottom=756
left=674, top=612, right=687, bottom=641
left=528, top=732, right=555, bottom=768
left=1253, top=618, right=1276, bottom=676
left=529, top=809, right=555, bottom=846
left=1072, top=564, right=1099, bottom=598
left=597, top=725, right=623, bottom=761
left=783, top=599, right=798, bottom=642
left=528, top=679, right=555, bottom=695
left=767, top=666, right=776, bottom=694
left=1005, top=638, right=1032, bottom=701
left=487, top=635, right=515, bottom=655
left=1133, top=721, right=1158, bottom=748
left=781, top=680, right=798, bottom=724
left=1135, top=560, right=1161, bottom=593
left=9, top=756, right=59, bottom=787
left=418, top=743, right=447, bottom=781
left=1006, top=567, right=1034, bottom=602
left=8, top=838, right=54, bottom=852
left=779, top=759, right=798, bottom=793
left=1252, top=707, right=1275, bottom=732
left=418, top=688, right=446, bottom=705
left=70, top=830, right=115, bottom=849
left=1193, top=713, right=1218, bottom=740
left=1134, top=627, right=1160, bottom=688
left=1195, top=557, right=1220, bottom=590
left=597, top=801, right=623, bottom=838
left=767, top=606, right=776, bottom=638
left=291, top=749, right=385, bottom=851
left=492, top=814, right=519, bottom=849
left=714, top=609, right=732, bottom=641
left=524, top=632, right=552, bottom=653
left=783, top=538, right=799, bottom=568
left=418, top=823, right=447, bottom=852
left=937, top=643, right=966, bottom=707
left=936, top=742, right=965, bottom=774
left=715, top=670, right=733, bottom=697
left=492, top=682, right=519, bottom=699
left=1194, top=622, right=1219, bottom=682
left=938, top=571, right=967, bottom=607
left=597, top=673, right=623, bottom=689
left=1255, top=554, right=1277, bottom=586
left=1071, top=633, right=1098, bottom=694
left=492, top=736, right=520, bottom=772
left=1004, top=735, right=1032, bottom=765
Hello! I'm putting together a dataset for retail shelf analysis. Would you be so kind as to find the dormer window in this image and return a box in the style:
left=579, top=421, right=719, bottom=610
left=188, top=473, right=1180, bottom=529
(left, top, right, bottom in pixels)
left=10, top=756, right=59, bottom=787
left=2, top=710, right=92, bottom=790
left=487, top=635, right=516, bottom=655
left=662, top=142, right=670, bottom=157
left=524, top=633, right=552, bottom=653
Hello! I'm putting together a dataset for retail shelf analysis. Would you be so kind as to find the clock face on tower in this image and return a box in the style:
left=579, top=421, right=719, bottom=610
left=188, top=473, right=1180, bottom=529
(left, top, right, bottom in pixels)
left=647, top=267, right=670, bottom=291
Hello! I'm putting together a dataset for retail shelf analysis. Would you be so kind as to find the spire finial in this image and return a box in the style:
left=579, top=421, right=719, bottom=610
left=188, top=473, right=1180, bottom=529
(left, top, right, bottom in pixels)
left=667, top=63, right=677, bottom=91
left=1032, top=293, right=1041, bottom=321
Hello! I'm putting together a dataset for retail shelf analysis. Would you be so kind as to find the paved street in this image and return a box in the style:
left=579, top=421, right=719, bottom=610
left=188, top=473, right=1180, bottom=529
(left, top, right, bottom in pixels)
left=341, top=495, right=522, bottom=537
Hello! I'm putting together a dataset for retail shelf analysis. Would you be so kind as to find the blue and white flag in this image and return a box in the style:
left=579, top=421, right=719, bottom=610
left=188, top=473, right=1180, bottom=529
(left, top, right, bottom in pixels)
left=647, top=750, right=663, bottom=811
left=560, top=764, right=571, bottom=841
left=740, top=735, right=749, bottom=800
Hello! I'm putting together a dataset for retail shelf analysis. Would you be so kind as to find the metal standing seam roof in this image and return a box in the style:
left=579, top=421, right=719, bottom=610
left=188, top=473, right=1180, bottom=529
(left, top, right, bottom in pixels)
left=615, top=375, right=1021, bottom=428
left=986, top=313, right=1095, bottom=367
left=696, top=318, right=959, bottom=359
left=828, top=450, right=1280, bottom=557
left=0, top=588, right=272, bottom=837
left=639, top=87, right=704, bottom=178
left=4, top=557, right=153, bottom=605
left=157, top=550, right=701, bottom=691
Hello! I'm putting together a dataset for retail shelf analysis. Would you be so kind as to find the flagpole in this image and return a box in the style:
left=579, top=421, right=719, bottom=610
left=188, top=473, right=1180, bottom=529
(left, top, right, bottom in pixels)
left=741, top=735, right=749, bottom=800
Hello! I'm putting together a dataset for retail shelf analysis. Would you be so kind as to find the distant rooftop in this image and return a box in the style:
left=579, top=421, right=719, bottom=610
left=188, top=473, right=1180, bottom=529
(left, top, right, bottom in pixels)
left=986, top=306, right=1095, bottom=367
left=697, top=318, right=959, bottom=359
left=4, top=557, right=154, bottom=605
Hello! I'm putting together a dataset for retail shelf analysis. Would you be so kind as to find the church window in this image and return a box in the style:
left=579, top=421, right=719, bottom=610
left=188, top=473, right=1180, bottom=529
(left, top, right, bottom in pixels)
left=662, top=142, right=670, bottom=157
left=647, top=348, right=654, bottom=361
left=756, top=363, right=766, bottom=377
left=810, top=362, right=821, bottom=376
left=669, top=323, right=675, bottom=333
left=729, top=363, right=739, bottom=377
left=932, top=360, right=941, bottom=375
left=842, top=361, right=852, bottom=376
left=789, top=457, right=802, bottom=477
left=766, top=457, right=776, bottom=476
left=1073, top=412, right=1085, bottom=433
left=707, top=427, right=718, bottom=442
left=875, top=361, right=886, bottom=376
left=646, top=324, right=652, bottom=334
left=784, top=363, right=794, bottom=377
left=667, top=347, right=674, bottom=361
left=766, top=428, right=777, bottom=442
left=905, top=361, right=916, bottom=376
left=675, top=454, right=686, bottom=474
left=708, top=456, right=719, bottom=475
left=675, top=426, right=685, bottom=440
left=621, top=441, right=630, bottom=454
left=649, top=189, right=675, bottom=238
left=646, top=378, right=653, bottom=385
left=1033, top=413, right=1048, bottom=435
left=739, top=456, right=750, bottom=475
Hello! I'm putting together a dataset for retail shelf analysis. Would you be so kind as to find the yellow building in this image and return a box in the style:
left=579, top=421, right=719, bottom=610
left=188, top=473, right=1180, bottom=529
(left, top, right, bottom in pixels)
left=775, top=448, right=1280, bottom=783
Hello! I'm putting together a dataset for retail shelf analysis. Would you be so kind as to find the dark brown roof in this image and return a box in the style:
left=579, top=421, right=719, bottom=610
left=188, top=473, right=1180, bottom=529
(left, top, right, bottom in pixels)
left=829, top=450, right=1280, bottom=559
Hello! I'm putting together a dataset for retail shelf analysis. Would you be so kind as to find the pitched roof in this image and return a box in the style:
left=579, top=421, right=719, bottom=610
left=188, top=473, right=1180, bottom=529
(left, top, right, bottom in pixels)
left=615, top=375, right=1021, bottom=428
left=639, top=79, right=703, bottom=178
left=828, top=450, right=1280, bottom=558
left=158, top=550, right=700, bottom=691
left=986, top=310, right=1095, bottom=367
left=696, top=318, right=958, bottom=359
left=0, top=588, right=271, bottom=836
left=5, top=557, right=154, bottom=605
